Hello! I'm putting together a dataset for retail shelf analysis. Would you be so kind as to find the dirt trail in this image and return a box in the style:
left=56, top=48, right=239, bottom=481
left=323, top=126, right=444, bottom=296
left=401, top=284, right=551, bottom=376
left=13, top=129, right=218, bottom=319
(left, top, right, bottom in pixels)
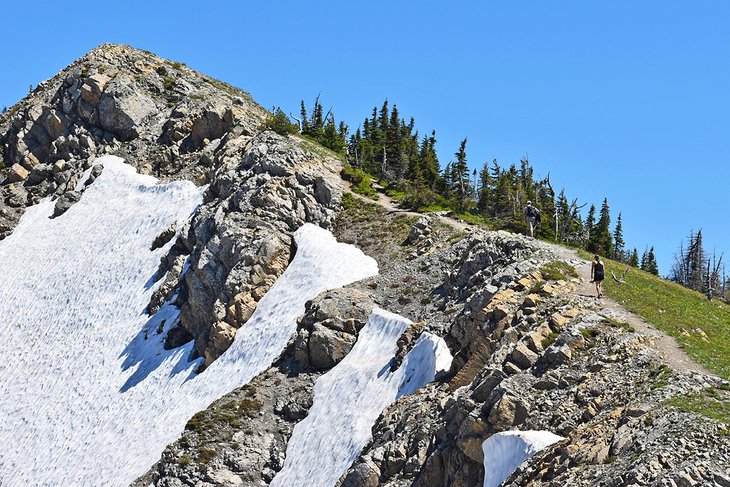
left=343, top=181, right=470, bottom=232
left=342, top=180, right=716, bottom=378
left=547, top=245, right=716, bottom=377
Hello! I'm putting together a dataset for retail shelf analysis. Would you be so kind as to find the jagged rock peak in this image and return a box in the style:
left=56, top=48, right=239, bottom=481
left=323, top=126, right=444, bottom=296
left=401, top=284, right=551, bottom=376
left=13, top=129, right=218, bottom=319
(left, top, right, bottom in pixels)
left=0, top=43, right=272, bottom=238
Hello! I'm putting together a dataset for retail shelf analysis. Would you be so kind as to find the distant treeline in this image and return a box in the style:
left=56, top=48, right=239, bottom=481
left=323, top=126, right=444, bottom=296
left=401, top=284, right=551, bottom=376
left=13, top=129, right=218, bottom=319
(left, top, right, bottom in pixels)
left=264, top=97, right=730, bottom=292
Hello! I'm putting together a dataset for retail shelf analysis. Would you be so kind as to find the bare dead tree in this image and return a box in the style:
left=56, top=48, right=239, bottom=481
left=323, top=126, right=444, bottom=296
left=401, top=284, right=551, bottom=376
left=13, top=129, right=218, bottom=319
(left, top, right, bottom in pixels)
left=289, top=112, right=303, bottom=132
left=611, top=266, right=630, bottom=284
left=705, top=251, right=724, bottom=300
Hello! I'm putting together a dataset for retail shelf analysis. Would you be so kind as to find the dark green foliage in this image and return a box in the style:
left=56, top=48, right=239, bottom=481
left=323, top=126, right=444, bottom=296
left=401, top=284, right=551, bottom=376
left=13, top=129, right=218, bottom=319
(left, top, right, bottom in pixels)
left=540, top=261, right=579, bottom=281
left=613, top=212, right=625, bottom=261
left=629, top=248, right=640, bottom=267
left=641, top=246, right=659, bottom=275
left=263, top=107, right=298, bottom=136
left=341, top=165, right=377, bottom=199
left=285, top=95, right=653, bottom=258
left=299, top=95, right=348, bottom=154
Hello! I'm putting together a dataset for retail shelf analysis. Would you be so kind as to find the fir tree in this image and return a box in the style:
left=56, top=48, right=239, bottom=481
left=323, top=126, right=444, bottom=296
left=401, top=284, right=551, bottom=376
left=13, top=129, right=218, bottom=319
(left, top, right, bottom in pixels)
left=629, top=248, right=640, bottom=267
left=646, top=247, right=659, bottom=275
left=452, top=138, right=471, bottom=211
left=613, top=212, right=625, bottom=261
left=585, top=204, right=597, bottom=252
left=595, top=198, right=613, bottom=257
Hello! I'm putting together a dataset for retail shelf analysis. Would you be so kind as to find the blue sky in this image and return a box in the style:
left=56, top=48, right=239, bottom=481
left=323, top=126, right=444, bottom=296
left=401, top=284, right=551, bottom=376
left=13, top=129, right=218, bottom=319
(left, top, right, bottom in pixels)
left=2, top=1, right=728, bottom=274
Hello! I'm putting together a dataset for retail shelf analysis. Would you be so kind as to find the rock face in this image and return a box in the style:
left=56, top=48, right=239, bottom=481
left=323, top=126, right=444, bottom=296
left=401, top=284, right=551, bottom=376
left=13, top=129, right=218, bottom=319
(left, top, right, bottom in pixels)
left=0, top=43, right=267, bottom=240
left=173, top=130, right=344, bottom=366
left=294, top=288, right=375, bottom=370
left=1, top=44, right=345, bottom=365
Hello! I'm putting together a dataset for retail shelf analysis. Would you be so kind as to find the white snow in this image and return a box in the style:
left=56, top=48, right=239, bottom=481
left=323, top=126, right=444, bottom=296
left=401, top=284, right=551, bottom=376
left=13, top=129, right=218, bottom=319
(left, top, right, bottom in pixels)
left=0, top=157, right=379, bottom=486
left=481, top=430, right=564, bottom=487
left=271, top=308, right=453, bottom=487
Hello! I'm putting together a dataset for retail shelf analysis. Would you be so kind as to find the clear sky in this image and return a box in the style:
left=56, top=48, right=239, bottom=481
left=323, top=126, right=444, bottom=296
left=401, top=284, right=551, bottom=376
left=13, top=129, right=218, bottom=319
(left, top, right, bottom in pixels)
left=2, top=1, right=728, bottom=274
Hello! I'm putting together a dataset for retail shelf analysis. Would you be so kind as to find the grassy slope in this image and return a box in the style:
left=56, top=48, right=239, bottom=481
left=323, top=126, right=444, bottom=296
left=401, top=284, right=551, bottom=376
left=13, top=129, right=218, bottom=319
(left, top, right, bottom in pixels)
left=578, top=251, right=730, bottom=380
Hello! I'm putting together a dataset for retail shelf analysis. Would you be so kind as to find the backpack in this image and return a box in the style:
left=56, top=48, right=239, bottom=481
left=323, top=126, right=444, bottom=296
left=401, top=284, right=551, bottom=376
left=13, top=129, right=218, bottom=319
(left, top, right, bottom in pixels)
left=533, top=207, right=541, bottom=220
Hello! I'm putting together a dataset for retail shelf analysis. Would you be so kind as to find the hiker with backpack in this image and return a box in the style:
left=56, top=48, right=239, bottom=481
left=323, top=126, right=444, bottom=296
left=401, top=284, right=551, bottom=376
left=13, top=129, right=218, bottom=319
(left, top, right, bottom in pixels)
left=524, top=201, right=540, bottom=238
left=591, top=254, right=605, bottom=298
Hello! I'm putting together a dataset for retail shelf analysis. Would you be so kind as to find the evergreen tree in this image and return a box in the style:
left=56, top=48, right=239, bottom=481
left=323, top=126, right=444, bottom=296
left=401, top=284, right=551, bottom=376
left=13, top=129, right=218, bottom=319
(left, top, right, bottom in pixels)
left=613, top=212, right=625, bottom=261
left=555, top=189, right=570, bottom=242
left=477, top=161, right=493, bottom=213
left=263, top=107, right=298, bottom=136
left=629, top=248, right=640, bottom=267
left=646, top=247, right=659, bottom=275
left=452, top=138, right=471, bottom=211
left=585, top=205, right=597, bottom=252
left=299, top=100, right=309, bottom=133
left=595, top=198, right=613, bottom=257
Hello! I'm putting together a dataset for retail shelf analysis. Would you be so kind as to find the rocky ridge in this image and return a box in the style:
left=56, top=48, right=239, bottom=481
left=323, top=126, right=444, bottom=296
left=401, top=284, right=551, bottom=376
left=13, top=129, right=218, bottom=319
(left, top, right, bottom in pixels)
left=2, top=45, right=728, bottom=487
left=0, top=44, right=344, bottom=364
left=141, top=197, right=730, bottom=487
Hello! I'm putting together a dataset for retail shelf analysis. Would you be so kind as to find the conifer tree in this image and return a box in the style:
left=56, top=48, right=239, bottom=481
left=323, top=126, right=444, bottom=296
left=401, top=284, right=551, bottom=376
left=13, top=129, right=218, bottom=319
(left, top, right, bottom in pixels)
left=613, top=212, right=625, bottom=261
left=629, top=248, right=640, bottom=267
left=646, top=247, right=659, bottom=275
left=585, top=205, right=597, bottom=251
left=452, top=138, right=471, bottom=211
left=595, top=198, right=613, bottom=257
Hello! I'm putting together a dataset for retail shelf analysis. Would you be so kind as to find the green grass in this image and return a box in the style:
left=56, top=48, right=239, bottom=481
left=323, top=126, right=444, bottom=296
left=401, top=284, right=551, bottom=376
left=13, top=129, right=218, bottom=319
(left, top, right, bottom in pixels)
left=541, top=331, right=559, bottom=349
left=665, top=387, right=730, bottom=424
left=579, top=252, right=730, bottom=380
left=179, top=454, right=192, bottom=467
left=384, top=186, right=406, bottom=203
left=540, top=261, right=579, bottom=281
left=418, top=202, right=452, bottom=213
left=341, top=165, right=378, bottom=199
left=454, top=212, right=491, bottom=226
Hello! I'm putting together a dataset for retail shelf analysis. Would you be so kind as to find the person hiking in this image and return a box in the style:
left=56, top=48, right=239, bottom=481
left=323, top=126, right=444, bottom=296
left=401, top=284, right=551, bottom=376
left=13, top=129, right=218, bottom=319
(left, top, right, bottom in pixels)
left=591, top=254, right=605, bottom=298
left=524, top=201, right=539, bottom=238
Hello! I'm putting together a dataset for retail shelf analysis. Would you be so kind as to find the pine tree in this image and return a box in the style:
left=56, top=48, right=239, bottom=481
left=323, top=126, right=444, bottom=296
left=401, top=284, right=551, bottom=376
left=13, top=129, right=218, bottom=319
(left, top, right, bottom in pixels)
left=477, top=161, right=493, bottom=213
left=299, top=100, right=309, bottom=133
left=595, top=198, right=613, bottom=257
left=613, top=212, right=625, bottom=261
left=629, top=248, right=640, bottom=267
left=555, top=189, right=570, bottom=242
left=646, top=247, right=659, bottom=275
left=585, top=205, right=597, bottom=252
left=452, top=138, right=471, bottom=211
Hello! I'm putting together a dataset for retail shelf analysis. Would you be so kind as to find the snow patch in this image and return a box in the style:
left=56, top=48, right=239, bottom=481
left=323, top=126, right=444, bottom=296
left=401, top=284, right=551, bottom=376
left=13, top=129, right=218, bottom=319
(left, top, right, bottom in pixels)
left=482, top=430, right=564, bottom=487
left=271, top=308, right=453, bottom=487
left=0, top=157, right=378, bottom=486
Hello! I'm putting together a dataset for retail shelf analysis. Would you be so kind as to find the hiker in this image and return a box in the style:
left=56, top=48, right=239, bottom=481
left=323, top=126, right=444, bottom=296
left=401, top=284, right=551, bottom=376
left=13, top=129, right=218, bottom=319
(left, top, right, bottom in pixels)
left=524, top=201, right=539, bottom=238
left=591, top=254, right=605, bottom=298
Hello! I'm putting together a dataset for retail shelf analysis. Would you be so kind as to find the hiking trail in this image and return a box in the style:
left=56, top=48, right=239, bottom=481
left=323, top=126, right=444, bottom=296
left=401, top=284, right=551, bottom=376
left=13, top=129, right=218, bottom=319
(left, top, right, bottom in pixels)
left=345, top=181, right=716, bottom=379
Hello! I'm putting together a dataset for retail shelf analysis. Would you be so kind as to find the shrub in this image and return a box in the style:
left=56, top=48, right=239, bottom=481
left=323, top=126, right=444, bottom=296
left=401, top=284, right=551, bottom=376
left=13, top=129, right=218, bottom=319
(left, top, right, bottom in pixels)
left=341, top=165, right=377, bottom=199
left=263, top=107, right=298, bottom=136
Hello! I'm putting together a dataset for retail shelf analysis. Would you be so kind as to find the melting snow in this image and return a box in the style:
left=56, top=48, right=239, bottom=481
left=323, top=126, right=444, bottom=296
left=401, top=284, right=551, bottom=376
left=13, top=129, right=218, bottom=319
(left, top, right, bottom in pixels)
left=482, top=430, right=564, bottom=487
left=0, top=157, right=380, bottom=486
left=271, top=308, right=453, bottom=487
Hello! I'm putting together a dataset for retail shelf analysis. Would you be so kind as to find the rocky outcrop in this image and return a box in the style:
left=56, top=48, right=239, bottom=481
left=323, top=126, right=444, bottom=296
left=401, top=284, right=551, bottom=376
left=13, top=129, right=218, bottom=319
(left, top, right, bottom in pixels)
left=0, top=44, right=347, bottom=366
left=136, top=194, right=730, bottom=487
left=294, top=288, right=375, bottom=370
left=170, top=130, right=345, bottom=366
left=134, top=286, right=378, bottom=487
left=0, top=43, right=267, bottom=240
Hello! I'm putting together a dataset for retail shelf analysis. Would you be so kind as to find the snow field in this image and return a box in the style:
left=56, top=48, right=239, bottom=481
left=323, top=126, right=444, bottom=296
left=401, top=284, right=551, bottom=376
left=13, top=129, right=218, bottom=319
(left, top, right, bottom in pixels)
left=0, top=157, right=380, bottom=486
left=271, top=308, right=453, bottom=487
left=481, top=430, right=564, bottom=487
left=0, top=156, right=454, bottom=487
